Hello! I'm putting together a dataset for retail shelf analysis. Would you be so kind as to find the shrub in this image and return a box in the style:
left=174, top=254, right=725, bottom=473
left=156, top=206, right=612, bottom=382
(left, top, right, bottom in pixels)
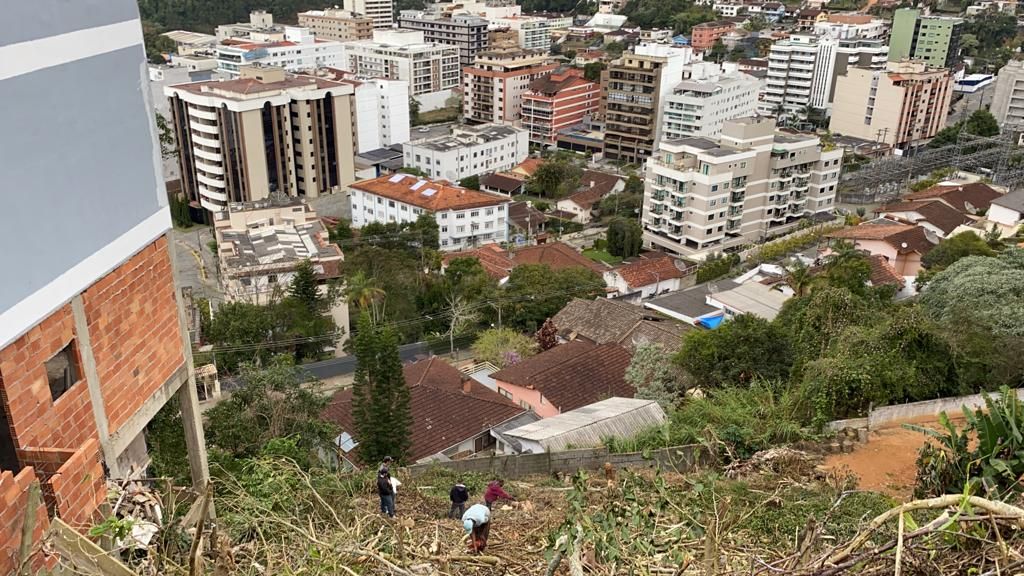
left=695, top=253, right=740, bottom=283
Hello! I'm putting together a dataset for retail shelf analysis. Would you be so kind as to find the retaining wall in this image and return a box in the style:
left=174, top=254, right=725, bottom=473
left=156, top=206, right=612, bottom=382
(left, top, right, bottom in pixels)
left=408, top=444, right=707, bottom=479
left=825, top=389, right=1024, bottom=432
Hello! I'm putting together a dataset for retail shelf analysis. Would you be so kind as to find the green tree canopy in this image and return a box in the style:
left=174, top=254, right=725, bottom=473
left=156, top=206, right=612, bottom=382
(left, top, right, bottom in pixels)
left=459, top=175, right=480, bottom=189
left=919, top=248, right=1024, bottom=337
left=583, top=62, right=606, bottom=82
left=503, top=264, right=605, bottom=331
left=606, top=217, right=643, bottom=258
left=471, top=328, right=537, bottom=367
left=527, top=159, right=583, bottom=198
left=626, top=343, right=683, bottom=408
left=351, top=313, right=412, bottom=464
left=674, top=314, right=793, bottom=389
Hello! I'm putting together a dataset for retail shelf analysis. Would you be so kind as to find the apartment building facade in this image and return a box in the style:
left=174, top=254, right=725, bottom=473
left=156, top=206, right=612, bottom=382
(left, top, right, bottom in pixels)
left=403, top=124, right=530, bottom=181
left=1, top=3, right=210, bottom=569
left=829, top=61, right=953, bottom=151
left=642, top=117, right=842, bottom=257
left=813, top=13, right=887, bottom=40
left=489, top=15, right=574, bottom=51
left=889, top=8, right=963, bottom=69
left=601, top=44, right=697, bottom=163
left=760, top=33, right=887, bottom=119
left=216, top=26, right=346, bottom=75
left=521, top=69, right=601, bottom=144
left=343, top=0, right=395, bottom=29
left=991, top=59, right=1024, bottom=126
left=463, top=49, right=559, bottom=124
left=349, top=173, right=512, bottom=250
left=661, top=62, right=761, bottom=141
left=165, top=66, right=357, bottom=213
left=690, top=20, right=736, bottom=52
left=398, top=10, right=490, bottom=68
left=341, top=30, right=461, bottom=110
left=297, top=8, right=375, bottom=41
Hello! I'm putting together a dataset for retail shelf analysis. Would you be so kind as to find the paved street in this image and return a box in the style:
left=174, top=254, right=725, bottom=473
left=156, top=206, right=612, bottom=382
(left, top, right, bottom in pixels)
left=170, top=225, right=223, bottom=304
left=947, top=84, right=994, bottom=126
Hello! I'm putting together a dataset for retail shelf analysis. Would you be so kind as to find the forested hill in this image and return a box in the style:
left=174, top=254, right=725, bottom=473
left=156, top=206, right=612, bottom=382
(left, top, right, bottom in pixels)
left=619, top=0, right=716, bottom=32
left=138, top=0, right=329, bottom=33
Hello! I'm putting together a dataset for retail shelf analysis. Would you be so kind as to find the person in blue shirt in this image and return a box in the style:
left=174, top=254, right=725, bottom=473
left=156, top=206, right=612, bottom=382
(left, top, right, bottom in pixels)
left=461, top=503, right=491, bottom=553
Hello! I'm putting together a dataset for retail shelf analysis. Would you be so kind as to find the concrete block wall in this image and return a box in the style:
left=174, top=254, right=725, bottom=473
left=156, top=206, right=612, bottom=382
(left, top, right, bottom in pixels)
left=82, top=237, right=185, bottom=431
left=0, top=468, right=53, bottom=575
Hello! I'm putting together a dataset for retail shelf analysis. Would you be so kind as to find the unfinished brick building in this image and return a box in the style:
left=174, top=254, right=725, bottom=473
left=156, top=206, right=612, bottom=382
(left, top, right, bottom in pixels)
left=0, top=2, right=210, bottom=571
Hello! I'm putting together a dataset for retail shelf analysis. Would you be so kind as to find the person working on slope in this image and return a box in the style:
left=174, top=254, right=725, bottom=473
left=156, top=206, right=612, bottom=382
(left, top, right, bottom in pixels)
left=377, top=468, right=395, bottom=518
left=484, top=479, right=515, bottom=509
left=462, top=503, right=491, bottom=553
left=449, top=480, right=470, bottom=518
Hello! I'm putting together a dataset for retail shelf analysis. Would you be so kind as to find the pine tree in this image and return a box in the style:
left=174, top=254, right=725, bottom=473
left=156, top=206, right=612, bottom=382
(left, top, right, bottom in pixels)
left=289, top=260, right=321, bottom=313
left=535, top=318, right=558, bottom=351
left=352, top=313, right=412, bottom=464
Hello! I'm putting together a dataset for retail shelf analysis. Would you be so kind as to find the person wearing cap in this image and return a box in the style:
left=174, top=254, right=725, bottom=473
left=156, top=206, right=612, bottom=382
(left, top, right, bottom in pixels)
left=448, top=480, right=470, bottom=518
left=379, top=455, right=393, bottom=475
left=461, top=503, right=491, bottom=553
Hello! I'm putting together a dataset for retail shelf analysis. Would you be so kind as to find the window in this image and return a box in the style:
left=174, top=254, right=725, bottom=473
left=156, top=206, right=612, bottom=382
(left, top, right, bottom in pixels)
left=456, top=213, right=466, bottom=219
left=268, top=274, right=278, bottom=284
left=498, top=387, right=512, bottom=399
left=45, top=341, right=81, bottom=402
left=388, top=200, right=396, bottom=207
left=470, top=211, right=479, bottom=217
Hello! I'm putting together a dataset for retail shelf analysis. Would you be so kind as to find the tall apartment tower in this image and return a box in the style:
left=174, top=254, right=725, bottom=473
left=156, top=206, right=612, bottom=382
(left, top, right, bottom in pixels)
left=829, top=61, right=953, bottom=151
left=165, top=66, right=358, bottom=214
left=991, top=59, right=1024, bottom=126
left=463, top=49, right=559, bottom=124
left=889, top=8, right=963, bottom=69
left=601, top=44, right=696, bottom=164
left=297, top=8, right=375, bottom=41
left=398, top=10, right=490, bottom=68
left=642, top=117, right=842, bottom=257
left=1, top=2, right=209, bottom=567
left=344, top=0, right=395, bottom=29
left=661, top=62, right=761, bottom=141
left=521, top=68, right=601, bottom=144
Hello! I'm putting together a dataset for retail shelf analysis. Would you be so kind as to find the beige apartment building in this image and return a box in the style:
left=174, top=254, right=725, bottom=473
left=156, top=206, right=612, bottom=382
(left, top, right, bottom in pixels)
left=166, top=66, right=357, bottom=214
left=297, top=8, right=374, bottom=41
left=829, top=60, right=953, bottom=151
left=643, top=117, right=843, bottom=257
left=463, top=48, right=558, bottom=124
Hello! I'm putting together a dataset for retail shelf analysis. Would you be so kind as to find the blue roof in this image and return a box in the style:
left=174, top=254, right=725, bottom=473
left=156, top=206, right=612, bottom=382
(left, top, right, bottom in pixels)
left=672, top=35, right=690, bottom=45
left=696, top=312, right=724, bottom=329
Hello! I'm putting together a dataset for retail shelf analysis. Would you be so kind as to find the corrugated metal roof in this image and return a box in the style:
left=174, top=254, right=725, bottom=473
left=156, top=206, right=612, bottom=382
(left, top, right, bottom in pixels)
left=503, top=397, right=665, bottom=452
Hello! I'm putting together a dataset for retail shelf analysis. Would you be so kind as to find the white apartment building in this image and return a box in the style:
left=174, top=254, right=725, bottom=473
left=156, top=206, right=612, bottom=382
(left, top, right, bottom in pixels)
left=661, top=62, right=761, bottom=141
left=216, top=27, right=345, bottom=75
left=349, top=173, right=511, bottom=250
left=642, top=117, right=842, bottom=258
left=760, top=33, right=887, bottom=119
left=991, top=59, right=1024, bottom=126
left=340, top=29, right=461, bottom=110
left=343, top=0, right=394, bottom=28
left=403, top=124, right=529, bottom=181
left=813, top=16, right=887, bottom=40
left=489, top=15, right=574, bottom=51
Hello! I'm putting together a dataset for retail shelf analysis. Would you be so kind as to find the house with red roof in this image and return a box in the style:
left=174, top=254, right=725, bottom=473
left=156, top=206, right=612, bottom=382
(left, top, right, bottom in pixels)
left=603, top=253, right=696, bottom=301
left=441, top=241, right=604, bottom=281
left=555, top=170, right=626, bottom=224
left=826, top=222, right=938, bottom=277
left=490, top=340, right=634, bottom=418
left=322, top=357, right=535, bottom=464
left=874, top=182, right=1003, bottom=238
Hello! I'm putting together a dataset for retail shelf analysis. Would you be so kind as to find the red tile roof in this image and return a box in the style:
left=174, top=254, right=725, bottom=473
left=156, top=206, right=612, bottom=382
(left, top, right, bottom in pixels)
left=828, top=224, right=936, bottom=255
left=512, top=158, right=544, bottom=178
left=867, top=254, right=905, bottom=288
left=171, top=74, right=347, bottom=98
left=444, top=244, right=514, bottom=279
left=491, top=341, right=634, bottom=413
left=614, top=254, right=690, bottom=289
left=904, top=182, right=1003, bottom=214
left=876, top=199, right=972, bottom=235
left=442, top=241, right=603, bottom=278
left=350, top=173, right=508, bottom=212
left=322, top=357, right=525, bottom=462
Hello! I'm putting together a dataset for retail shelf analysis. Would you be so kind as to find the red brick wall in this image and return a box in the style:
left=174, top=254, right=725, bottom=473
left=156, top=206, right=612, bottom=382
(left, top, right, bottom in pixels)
left=48, top=439, right=106, bottom=530
left=82, top=236, right=185, bottom=433
left=0, top=468, right=53, bottom=575
left=0, top=304, right=98, bottom=450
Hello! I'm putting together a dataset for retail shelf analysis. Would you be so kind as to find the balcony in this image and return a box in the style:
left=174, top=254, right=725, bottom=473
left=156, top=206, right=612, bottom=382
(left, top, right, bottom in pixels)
left=193, top=147, right=223, bottom=163
left=195, top=160, right=224, bottom=176
left=192, top=134, right=220, bottom=148
left=197, top=172, right=226, bottom=189
left=188, top=107, right=218, bottom=121
left=730, top=192, right=745, bottom=203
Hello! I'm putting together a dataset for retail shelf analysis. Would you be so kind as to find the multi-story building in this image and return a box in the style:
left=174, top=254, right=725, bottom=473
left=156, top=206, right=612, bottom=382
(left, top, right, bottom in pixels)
left=216, top=26, right=346, bottom=75
left=690, top=20, right=736, bottom=52
left=889, top=9, right=963, bottom=69
left=213, top=199, right=349, bottom=351
left=599, top=0, right=628, bottom=13
left=402, top=124, right=530, bottom=181
left=297, top=8, right=375, bottom=41
left=343, top=0, right=395, bottom=29
left=661, top=62, right=761, bottom=141
left=601, top=44, right=698, bottom=163
left=166, top=66, right=357, bottom=213
left=308, top=68, right=411, bottom=153
left=340, top=29, right=461, bottom=110
left=398, top=10, right=490, bottom=68
left=642, top=117, right=843, bottom=257
left=760, top=33, right=887, bottom=119
left=829, top=61, right=953, bottom=151
left=521, top=69, right=601, bottom=144
left=488, top=15, right=574, bottom=51
left=349, top=173, right=512, bottom=250
left=990, top=59, right=1024, bottom=126
left=1, top=3, right=209, bottom=566
left=814, top=13, right=887, bottom=40
left=463, top=49, right=559, bottom=124
left=216, top=10, right=284, bottom=41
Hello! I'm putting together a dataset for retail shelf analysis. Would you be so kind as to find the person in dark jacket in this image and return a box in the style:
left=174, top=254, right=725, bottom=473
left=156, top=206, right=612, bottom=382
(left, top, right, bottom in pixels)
left=484, top=479, right=515, bottom=509
left=449, top=480, right=470, bottom=518
left=377, top=469, right=395, bottom=517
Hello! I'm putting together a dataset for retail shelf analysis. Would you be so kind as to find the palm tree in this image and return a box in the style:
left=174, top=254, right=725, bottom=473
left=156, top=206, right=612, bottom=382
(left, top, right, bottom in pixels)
left=344, top=271, right=386, bottom=322
left=783, top=260, right=815, bottom=297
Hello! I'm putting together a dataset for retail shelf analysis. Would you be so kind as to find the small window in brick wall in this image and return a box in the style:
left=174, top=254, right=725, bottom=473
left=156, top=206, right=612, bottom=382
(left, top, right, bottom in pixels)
left=45, top=341, right=81, bottom=402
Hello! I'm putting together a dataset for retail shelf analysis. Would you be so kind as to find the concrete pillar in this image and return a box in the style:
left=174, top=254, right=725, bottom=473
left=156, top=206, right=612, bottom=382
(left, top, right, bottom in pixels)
left=70, top=296, right=120, bottom=476
left=165, top=238, right=211, bottom=493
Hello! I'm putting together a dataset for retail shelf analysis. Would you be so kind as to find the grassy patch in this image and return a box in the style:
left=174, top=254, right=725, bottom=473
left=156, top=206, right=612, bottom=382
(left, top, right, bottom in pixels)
left=417, top=106, right=460, bottom=125
left=582, top=248, right=623, bottom=265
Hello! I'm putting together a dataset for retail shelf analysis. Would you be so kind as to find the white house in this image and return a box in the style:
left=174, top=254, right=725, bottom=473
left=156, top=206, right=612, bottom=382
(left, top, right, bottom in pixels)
left=604, top=255, right=693, bottom=301
left=403, top=124, right=529, bottom=182
left=216, top=26, right=346, bottom=75
left=349, top=173, right=511, bottom=251
left=988, top=190, right=1024, bottom=236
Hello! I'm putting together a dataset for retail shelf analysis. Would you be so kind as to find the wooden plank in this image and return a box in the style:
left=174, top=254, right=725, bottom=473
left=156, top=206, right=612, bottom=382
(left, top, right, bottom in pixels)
left=17, top=481, right=42, bottom=576
left=48, top=518, right=137, bottom=576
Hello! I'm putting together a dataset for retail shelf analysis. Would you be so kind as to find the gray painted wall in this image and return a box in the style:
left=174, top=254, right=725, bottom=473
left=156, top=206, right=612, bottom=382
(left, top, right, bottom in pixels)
left=0, top=1, right=167, bottom=319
